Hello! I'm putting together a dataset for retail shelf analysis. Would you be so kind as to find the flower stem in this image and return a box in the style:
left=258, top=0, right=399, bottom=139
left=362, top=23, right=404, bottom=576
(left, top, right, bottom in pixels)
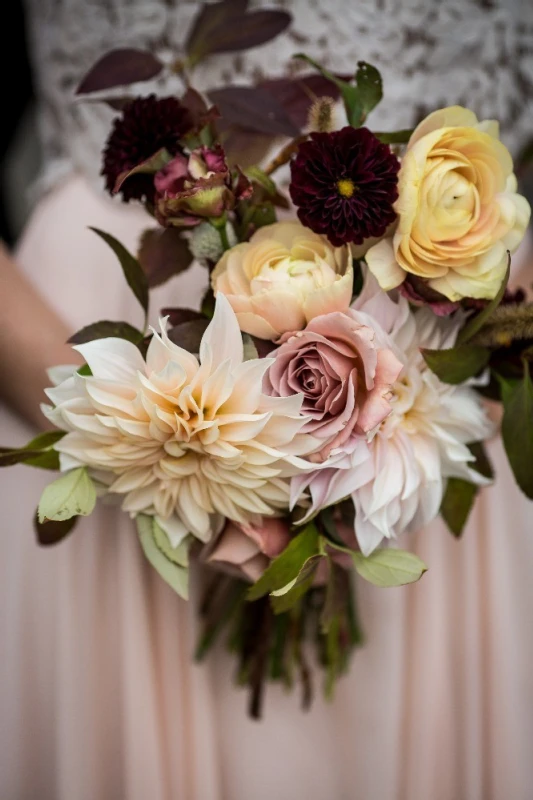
left=264, top=135, right=307, bottom=176
left=210, top=214, right=230, bottom=252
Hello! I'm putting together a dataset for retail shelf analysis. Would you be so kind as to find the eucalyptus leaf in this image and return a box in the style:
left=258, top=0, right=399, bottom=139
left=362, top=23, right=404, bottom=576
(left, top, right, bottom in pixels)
left=456, top=257, right=510, bottom=345
left=352, top=548, right=427, bottom=588
left=247, top=524, right=319, bottom=601
left=500, top=363, right=533, bottom=498
left=440, top=477, right=478, bottom=537
left=38, top=468, right=96, bottom=523
left=136, top=515, right=189, bottom=599
left=90, top=228, right=149, bottom=321
left=422, top=345, right=490, bottom=384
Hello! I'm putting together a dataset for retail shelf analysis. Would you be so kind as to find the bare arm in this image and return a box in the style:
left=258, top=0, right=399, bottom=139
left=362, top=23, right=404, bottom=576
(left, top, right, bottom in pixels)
left=0, top=243, right=80, bottom=431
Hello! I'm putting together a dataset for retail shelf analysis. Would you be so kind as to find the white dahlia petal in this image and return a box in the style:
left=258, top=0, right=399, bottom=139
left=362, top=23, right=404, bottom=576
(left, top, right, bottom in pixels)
left=46, top=294, right=314, bottom=543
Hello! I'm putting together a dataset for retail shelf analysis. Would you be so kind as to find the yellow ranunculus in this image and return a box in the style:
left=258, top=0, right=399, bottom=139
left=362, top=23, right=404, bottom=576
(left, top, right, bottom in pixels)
left=211, top=221, right=352, bottom=339
left=366, top=106, right=531, bottom=301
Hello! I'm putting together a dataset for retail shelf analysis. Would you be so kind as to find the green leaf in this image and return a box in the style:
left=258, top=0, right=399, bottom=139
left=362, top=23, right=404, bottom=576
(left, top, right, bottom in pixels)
left=374, top=129, right=413, bottom=144
left=352, top=548, right=428, bottom=588
left=293, top=54, right=383, bottom=127
left=38, top=468, right=96, bottom=523
left=34, top=512, right=78, bottom=546
left=294, top=53, right=361, bottom=127
left=440, top=477, right=478, bottom=537
left=247, top=524, right=319, bottom=601
left=468, top=441, right=494, bottom=480
left=422, top=345, right=490, bottom=384
left=90, top=228, right=149, bottom=322
left=353, top=61, right=383, bottom=122
left=242, top=334, right=258, bottom=361
left=243, top=165, right=277, bottom=196
left=270, top=553, right=322, bottom=614
left=68, top=320, right=144, bottom=345
left=500, top=363, right=533, bottom=498
left=0, top=430, right=65, bottom=469
left=456, top=257, right=510, bottom=345
left=77, top=364, right=92, bottom=376
left=153, top=519, right=190, bottom=568
left=113, top=148, right=173, bottom=195
left=136, top=515, right=189, bottom=599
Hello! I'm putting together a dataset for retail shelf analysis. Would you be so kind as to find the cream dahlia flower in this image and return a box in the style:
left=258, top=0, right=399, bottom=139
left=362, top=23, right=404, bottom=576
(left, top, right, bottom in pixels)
left=291, top=272, right=494, bottom=555
left=366, top=106, right=531, bottom=301
left=43, top=295, right=316, bottom=546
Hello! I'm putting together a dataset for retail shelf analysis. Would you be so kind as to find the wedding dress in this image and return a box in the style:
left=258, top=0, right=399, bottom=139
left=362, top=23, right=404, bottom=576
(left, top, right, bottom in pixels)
left=1, top=2, right=533, bottom=799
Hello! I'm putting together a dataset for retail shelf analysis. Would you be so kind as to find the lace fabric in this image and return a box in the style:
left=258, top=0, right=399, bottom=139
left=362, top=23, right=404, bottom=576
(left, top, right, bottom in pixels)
left=23, top=0, right=533, bottom=193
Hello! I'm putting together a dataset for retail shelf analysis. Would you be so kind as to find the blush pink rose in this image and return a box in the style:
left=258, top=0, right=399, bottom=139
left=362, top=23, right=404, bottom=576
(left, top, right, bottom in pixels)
left=207, top=518, right=291, bottom=582
left=264, top=311, right=402, bottom=460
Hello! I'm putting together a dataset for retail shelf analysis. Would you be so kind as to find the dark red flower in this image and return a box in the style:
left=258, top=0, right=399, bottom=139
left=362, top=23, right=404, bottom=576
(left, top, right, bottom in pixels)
left=289, top=127, right=400, bottom=247
left=102, top=95, right=192, bottom=202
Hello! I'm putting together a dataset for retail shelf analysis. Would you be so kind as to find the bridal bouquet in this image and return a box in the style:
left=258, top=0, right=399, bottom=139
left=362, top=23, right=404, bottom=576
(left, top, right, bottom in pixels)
left=3, top=2, right=532, bottom=716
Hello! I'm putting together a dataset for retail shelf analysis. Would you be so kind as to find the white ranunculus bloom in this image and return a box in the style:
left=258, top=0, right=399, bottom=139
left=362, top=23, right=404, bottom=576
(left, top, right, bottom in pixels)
left=291, top=273, right=494, bottom=556
left=43, top=294, right=316, bottom=546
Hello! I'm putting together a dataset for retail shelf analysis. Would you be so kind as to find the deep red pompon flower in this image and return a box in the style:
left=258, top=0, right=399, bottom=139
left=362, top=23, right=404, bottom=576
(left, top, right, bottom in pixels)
left=289, top=127, right=400, bottom=247
left=102, top=95, right=192, bottom=202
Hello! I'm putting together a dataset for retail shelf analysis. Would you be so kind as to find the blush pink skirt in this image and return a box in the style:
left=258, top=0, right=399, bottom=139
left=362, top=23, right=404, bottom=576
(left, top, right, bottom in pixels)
left=1, top=174, right=532, bottom=800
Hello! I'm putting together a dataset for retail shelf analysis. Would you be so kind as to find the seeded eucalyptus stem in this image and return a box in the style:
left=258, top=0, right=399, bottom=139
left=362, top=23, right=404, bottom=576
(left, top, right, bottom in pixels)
left=470, top=303, right=533, bottom=347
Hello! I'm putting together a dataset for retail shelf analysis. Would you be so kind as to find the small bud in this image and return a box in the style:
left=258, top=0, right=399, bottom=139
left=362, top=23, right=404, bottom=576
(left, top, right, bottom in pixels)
left=307, top=97, right=336, bottom=133
left=189, top=222, right=237, bottom=262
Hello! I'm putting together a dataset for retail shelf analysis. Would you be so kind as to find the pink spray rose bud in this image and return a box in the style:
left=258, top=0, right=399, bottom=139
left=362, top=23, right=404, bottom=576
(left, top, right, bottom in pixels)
left=264, top=310, right=403, bottom=461
left=207, top=518, right=292, bottom=583
left=154, top=144, right=251, bottom=227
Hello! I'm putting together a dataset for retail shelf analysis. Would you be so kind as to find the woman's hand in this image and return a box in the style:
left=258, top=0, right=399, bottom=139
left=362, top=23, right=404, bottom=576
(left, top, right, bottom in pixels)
left=0, top=242, right=81, bottom=430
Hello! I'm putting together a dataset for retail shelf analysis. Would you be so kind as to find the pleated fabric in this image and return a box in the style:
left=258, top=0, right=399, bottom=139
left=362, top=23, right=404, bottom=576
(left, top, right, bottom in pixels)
left=1, top=174, right=532, bottom=800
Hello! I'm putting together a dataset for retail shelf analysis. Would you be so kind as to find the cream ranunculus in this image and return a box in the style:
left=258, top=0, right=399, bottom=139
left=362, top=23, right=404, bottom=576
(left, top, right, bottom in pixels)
left=366, top=106, right=531, bottom=301
left=211, top=221, right=352, bottom=339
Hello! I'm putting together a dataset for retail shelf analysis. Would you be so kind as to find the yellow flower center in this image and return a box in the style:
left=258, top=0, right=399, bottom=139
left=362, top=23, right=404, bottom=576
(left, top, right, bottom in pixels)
left=337, top=179, right=356, bottom=198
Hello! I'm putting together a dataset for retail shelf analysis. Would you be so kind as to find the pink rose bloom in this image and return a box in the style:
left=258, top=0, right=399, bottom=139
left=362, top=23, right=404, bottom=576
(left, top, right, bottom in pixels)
left=207, top=518, right=291, bottom=582
left=264, top=310, right=402, bottom=461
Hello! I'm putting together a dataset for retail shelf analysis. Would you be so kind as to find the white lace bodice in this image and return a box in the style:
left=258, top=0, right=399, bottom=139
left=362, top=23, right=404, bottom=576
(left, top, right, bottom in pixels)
left=25, top=0, right=533, bottom=193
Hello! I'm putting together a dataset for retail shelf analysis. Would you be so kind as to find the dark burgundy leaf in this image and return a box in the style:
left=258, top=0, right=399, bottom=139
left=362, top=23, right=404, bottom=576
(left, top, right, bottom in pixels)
left=186, top=0, right=250, bottom=62
left=201, top=11, right=291, bottom=57
left=76, top=49, right=163, bottom=95
left=160, top=308, right=206, bottom=327
left=68, top=321, right=144, bottom=345
left=34, top=512, right=78, bottom=546
left=138, top=227, right=194, bottom=289
left=259, top=74, right=346, bottom=128
left=186, top=3, right=290, bottom=63
left=221, top=127, right=275, bottom=169
left=208, top=86, right=299, bottom=137
left=167, top=319, right=210, bottom=353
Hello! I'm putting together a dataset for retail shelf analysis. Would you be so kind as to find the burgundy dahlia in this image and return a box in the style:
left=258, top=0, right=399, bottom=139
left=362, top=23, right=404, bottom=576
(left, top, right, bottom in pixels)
left=289, top=127, right=400, bottom=247
left=102, top=95, right=192, bottom=202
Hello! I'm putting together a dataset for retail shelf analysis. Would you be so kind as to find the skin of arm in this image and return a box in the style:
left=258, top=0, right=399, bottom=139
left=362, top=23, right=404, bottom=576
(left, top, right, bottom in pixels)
left=0, top=243, right=81, bottom=431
